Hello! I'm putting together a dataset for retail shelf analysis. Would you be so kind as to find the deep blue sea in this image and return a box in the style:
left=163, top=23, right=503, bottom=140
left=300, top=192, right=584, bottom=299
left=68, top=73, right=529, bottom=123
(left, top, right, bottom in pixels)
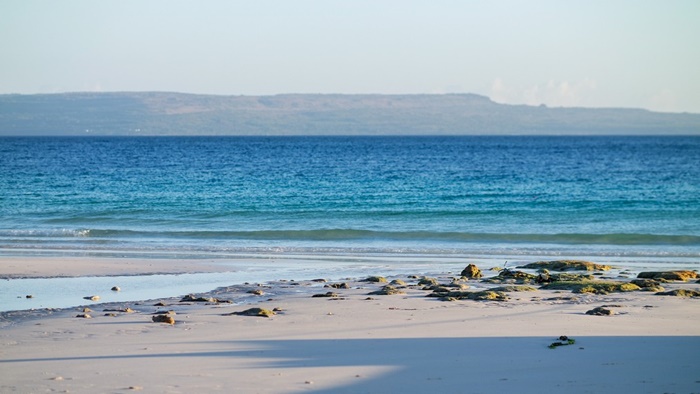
left=1, top=135, right=699, bottom=260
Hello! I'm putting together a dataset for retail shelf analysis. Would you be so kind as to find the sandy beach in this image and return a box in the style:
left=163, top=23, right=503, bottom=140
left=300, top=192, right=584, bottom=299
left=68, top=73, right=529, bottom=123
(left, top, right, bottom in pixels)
left=1, top=256, right=699, bottom=393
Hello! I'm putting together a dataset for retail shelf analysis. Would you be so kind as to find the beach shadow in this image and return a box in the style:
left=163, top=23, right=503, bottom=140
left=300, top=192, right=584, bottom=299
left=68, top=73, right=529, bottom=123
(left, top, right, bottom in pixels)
left=2, top=336, right=698, bottom=392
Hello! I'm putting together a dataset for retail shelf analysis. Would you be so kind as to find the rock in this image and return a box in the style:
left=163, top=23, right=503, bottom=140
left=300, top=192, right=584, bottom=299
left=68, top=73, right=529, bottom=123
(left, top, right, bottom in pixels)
left=428, top=289, right=509, bottom=301
left=637, top=271, right=699, bottom=281
left=111, top=286, right=121, bottom=291
left=311, top=278, right=327, bottom=283
left=180, top=294, right=230, bottom=303
left=417, top=277, right=439, bottom=286
left=248, top=289, right=265, bottom=296
left=83, top=295, right=100, bottom=301
left=389, top=279, right=407, bottom=286
left=482, top=269, right=538, bottom=284
left=518, top=260, right=612, bottom=271
left=326, top=282, right=350, bottom=289
left=153, top=302, right=167, bottom=306
left=76, top=313, right=92, bottom=318
left=631, top=279, right=665, bottom=292
left=224, top=308, right=276, bottom=318
left=152, top=314, right=175, bottom=324
left=491, top=285, right=538, bottom=292
left=363, top=276, right=388, bottom=283
left=461, top=264, right=483, bottom=278
left=655, top=289, right=700, bottom=297
left=81, top=307, right=92, bottom=313
left=25, top=295, right=34, bottom=299
left=368, top=285, right=406, bottom=296
left=312, top=292, right=339, bottom=298
left=540, top=280, right=641, bottom=294
left=586, top=307, right=614, bottom=316
left=103, top=307, right=135, bottom=313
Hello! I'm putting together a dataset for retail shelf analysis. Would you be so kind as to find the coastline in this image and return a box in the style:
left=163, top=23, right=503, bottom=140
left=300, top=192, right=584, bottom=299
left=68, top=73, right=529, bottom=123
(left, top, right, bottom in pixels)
left=1, top=255, right=699, bottom=393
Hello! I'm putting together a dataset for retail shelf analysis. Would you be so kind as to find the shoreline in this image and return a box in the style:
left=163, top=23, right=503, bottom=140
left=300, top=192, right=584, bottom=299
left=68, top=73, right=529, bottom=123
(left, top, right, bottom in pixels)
left=2, top=255, right=699, bottom=392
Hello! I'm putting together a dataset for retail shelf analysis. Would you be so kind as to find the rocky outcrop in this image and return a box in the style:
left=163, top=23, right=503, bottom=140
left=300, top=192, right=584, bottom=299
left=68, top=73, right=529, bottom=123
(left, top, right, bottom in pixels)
left=637, top=271, right=699, bottom=281
left=482, top=269, right=537, bottom=284
left=655, top=289, right=700, bottom=297
left=540, top=280, right=640, bottom=294
left=460, top=264, right=483, bottom=279
left=368, top=285, right=406, bottom=296
left=518, top=260, right=612, bottom=271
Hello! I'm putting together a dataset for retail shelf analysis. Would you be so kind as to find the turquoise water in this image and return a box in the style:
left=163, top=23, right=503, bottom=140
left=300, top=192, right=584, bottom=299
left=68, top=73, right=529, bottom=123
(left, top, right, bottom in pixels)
left=1, top=136, right=699, bottom=258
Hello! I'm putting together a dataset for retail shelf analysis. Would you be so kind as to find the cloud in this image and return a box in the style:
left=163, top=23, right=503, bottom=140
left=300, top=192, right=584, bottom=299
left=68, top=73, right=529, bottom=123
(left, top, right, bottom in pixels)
left=490, top=78, right=597, bottom=108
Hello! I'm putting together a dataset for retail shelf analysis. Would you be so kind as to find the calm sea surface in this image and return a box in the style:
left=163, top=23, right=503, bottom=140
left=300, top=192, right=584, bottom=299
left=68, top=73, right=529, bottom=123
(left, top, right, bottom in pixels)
left=1, top=135, right=698, bottom=260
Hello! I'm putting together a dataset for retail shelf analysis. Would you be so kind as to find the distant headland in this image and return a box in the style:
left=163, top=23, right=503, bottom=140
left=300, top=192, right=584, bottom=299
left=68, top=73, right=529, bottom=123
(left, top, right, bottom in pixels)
left=1, top=92, right=699, bottom=136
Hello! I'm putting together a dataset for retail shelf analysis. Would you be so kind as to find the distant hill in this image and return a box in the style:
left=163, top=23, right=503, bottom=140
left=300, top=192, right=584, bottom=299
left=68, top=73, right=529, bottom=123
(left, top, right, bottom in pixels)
left=1, top=92, right=699, bottom=135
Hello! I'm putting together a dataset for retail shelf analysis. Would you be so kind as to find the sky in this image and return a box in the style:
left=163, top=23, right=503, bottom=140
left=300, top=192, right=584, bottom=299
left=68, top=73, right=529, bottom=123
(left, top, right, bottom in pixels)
left=1, top=0, right=699, bottom=113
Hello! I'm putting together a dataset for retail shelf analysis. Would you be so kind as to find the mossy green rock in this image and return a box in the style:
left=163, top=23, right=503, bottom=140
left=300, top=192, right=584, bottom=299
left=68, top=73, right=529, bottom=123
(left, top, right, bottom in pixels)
left=368, top=285, right=406, bottom=296
left=417, top=277, right=439, bottom=286
left=389, top=279, right=407, bottom=286
left=491, top=285, right=538, bottom=292
left=226, top=308, right=276, bottom=317
left=541, top=280, right=641, bottom=294
left=482, top=269, right=537, bottom=284
left=637, top=271, right=699, bottom=281
left=631, top=279, right=665, bottom=292
left=518, top=260, right=612, bottom=271
left=655, top=289, right=700, bottom=297
left=428, top=289, right=509, bottom=301
left=460, top=264, right=483, bottom=279
left=364, top=276, right=388, bottom=283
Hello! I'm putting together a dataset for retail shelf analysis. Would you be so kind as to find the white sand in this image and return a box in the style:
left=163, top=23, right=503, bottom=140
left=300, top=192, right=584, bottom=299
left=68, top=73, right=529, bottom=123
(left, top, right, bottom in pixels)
left=1, top=257, right=699, bottom=393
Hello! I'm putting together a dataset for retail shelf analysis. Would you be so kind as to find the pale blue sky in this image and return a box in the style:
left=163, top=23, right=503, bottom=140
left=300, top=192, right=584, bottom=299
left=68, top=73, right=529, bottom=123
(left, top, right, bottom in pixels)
left=1, top=0, right=698, bottom=112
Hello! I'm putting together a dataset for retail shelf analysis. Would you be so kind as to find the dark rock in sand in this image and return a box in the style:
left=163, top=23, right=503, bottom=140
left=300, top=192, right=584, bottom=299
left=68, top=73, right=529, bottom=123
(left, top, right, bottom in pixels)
left=460, top=264, right=483, bottom=279
left=152, top=314, right=175, bottom=324
left=248, top=289, right=265, bottom=296
left=655, top=289, right=700, bottom=297
left=541, top=280, right=640, bottom=294
left=389, top=279, right=407, bottom=286
left=75, top=313, right=92, bottom=319
left=311, top=278, right=327, bottom=283
left=223, top=307, right=276, bottom=318
left=428, top=289, right=509, bottom=301
left=111, top=286, right=121, bottom=291
left=312, top=292, right=339, bottom=298
left=631, top=279, right=665, bottom=292
left=368, top=285, right=406, bottom=296
left=326, top=282, right=350, bottom=289
left=363, top=276, right=388, bottom=283
left=83, top=295, right=100, bottom=301
left=491, top=285, right=538, bottom=292
left=586, top=307, right=614, bottom=316
left=417, top=277, right=439, bottom=286
left=637, top=271, right=699, bottom=281
left=518, top=260, right=612, bottom=271
left=180, top=294, right=231, bottom=303
left=482, top=269, right=538, bottom=284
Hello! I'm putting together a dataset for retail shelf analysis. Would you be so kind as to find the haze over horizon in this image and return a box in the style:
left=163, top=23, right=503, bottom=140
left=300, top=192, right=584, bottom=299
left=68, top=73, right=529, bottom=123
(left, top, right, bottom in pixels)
left=1, top=1, right=699, bottom=114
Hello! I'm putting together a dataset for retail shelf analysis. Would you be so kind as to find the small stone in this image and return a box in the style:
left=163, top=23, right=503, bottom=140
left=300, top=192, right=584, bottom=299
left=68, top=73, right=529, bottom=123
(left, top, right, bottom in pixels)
left=151, top=314, right=175, bottom=325
left=51, top=376, right=64, bottom=381
left=76, top=313, right=92, bottom=319
left=223, top=308, right=276, bottom=318
left=312, top=292, right=339, bottom=298
left=111, top=286, right=120, bottom=291
left=26, top=295, right=34, bottom=299
left=84, top=295, right=100, bottom=301
left=248, top=289, right=265, bottom=296
left=586, top=307, right=614, bottom=316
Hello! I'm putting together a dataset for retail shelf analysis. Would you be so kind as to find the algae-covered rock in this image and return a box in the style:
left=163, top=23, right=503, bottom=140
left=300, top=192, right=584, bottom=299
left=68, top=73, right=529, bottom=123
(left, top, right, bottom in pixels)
left=460, top=264, right=483, bottom=279
left=518, top=260, right=612, bottom=271
left=224, top=308, right=276, bottom=318
left=363, top=276, right=388, bottom=283
left=312, top=292, right=339, bottom=298
left=389, top=279, right=407, bottom=286
left=180, top=294, right=230, bottom=303
left=491, top=285, right=538, bottom=292
left=368, top=285, right=406, bottom=296
left=152, top=314, right=175, bottom=324
left=586, top=307, right=614, bottom=316
left=428, top=289, right=509, bottom=301
left=326, top=282, right=350, bottom=289
left=631, top=279, right=665, bottom=292
left=655, top=289, right=700, bottom=297
left=637, top=271, right=699, bottom=281
left=482, top=269, right=538, bottom=284
left=541, top=280, right=641, bottom=294
left=417, top=277, right=439, bottom=286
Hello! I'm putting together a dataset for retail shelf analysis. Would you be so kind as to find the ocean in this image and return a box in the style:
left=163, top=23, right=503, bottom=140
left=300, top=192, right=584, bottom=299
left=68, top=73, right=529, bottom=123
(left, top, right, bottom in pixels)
left=1, top=136, right=699, bottom=311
